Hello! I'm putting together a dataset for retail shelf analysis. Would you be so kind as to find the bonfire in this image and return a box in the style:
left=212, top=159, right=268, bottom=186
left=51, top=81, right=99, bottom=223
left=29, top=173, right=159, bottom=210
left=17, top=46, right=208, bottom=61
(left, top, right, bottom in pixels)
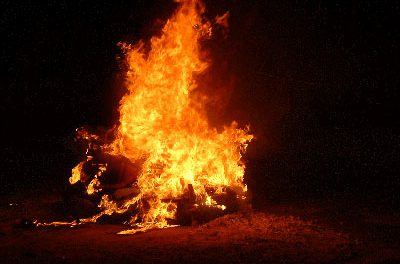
left=66, top=0, right=253, bottom=234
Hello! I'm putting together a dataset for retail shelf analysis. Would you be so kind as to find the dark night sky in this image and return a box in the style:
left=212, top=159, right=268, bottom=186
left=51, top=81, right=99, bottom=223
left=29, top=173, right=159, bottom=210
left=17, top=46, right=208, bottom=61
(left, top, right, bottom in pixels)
left=1, top=0, right=399, bottom=207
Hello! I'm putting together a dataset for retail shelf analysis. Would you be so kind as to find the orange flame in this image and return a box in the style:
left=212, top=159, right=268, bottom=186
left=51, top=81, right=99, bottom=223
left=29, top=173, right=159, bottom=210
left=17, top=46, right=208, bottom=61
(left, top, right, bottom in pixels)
left=71, top=0, right=253, bottom=233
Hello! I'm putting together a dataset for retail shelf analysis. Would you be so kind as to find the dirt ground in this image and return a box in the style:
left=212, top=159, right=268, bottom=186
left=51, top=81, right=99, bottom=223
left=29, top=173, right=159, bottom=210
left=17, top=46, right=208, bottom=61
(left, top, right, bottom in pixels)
left=0, top=191, right=399, bottom=264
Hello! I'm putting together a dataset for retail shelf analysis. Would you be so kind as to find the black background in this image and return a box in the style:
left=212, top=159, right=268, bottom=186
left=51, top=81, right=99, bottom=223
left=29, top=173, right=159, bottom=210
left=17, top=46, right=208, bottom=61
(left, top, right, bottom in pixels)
left=1, top=0, right=399, bottom=209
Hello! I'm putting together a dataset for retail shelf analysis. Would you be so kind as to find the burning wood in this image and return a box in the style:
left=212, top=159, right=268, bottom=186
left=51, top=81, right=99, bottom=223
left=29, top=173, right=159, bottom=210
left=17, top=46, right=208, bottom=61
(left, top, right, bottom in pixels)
left=61, top=0, right=253, bottom=234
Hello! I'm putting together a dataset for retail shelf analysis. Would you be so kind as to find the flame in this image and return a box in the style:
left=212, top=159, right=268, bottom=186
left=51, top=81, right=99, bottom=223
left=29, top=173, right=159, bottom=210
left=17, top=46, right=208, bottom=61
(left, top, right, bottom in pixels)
left=70, top=0, right=253, bottom=233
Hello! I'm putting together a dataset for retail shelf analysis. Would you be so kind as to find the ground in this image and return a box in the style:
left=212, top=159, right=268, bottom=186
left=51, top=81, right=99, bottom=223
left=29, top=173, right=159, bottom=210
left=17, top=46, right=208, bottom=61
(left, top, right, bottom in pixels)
left=0, top=190, right=399, bottom=264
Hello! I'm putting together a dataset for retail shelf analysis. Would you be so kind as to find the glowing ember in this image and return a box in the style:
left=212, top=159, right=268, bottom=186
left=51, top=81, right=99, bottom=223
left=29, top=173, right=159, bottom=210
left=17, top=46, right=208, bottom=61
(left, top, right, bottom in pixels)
left=70, top=0, right=253, bottom=234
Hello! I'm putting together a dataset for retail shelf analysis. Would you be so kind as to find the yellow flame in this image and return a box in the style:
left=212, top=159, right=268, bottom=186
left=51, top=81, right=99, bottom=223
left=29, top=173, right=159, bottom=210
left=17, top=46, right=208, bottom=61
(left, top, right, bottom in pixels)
left=71, top=0, right=253, bottom=231
left=70, top=161, right=85, bottom=184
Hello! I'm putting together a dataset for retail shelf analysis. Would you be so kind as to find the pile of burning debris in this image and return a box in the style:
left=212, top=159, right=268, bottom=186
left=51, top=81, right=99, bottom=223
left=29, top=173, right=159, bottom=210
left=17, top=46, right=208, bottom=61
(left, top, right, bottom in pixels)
left=40, top=0, right=253, bottom=234
left=64, top=127, right=250, bottom=232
